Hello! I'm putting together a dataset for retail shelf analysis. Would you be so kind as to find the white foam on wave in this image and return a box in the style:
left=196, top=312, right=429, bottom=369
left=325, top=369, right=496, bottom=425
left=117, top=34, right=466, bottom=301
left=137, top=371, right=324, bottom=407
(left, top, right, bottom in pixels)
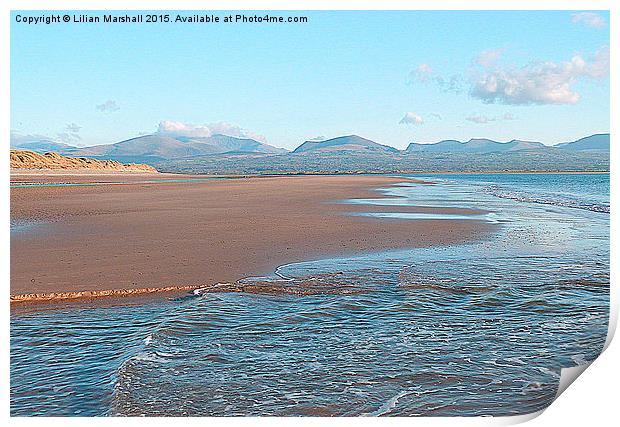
left=536, top=366, right=561, bottom=379
left=481, top=185, right=609, bottom=213
left=143, top=333, right=153, bottom=346
left=363, top=390, right=412, bottom=417
left=571, top=354, right=589, bottom=365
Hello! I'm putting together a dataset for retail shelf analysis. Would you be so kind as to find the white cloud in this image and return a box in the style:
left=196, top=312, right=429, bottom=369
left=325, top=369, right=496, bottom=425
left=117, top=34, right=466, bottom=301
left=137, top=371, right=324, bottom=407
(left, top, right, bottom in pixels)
left=308, top=136, right=326, bottom=141
left=56, top=123, right=82, bottom=143
left=435, top=74, right=463, bottom=93
left=96, top=100, right=120, bottom=112
left=65, top=123, right=81, bottom=133
left=571, top=12, right=606, bottom=28
left=465, top=112, right=518, bottom=124
left=399, top=112, right=424, bottom=125
left=412, top=63, right=433, bottom=82
left=56, top=132, right=81, bottom=143
left=157, top=120, right=266, bottom=142
left=409, top=64, right=463, bottom=93
left=11, top=129, right=82, bottom=146
left=466, top=114, right=495, bottom=124
left=470, top=46, right=609, bottom=105
left=476, top=48, right=504, bottom=67
left=12, top=124, right=82, bottom=145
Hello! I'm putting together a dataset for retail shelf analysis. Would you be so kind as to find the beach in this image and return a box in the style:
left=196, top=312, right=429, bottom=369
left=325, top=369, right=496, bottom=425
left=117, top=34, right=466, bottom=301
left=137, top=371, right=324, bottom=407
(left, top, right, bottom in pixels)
left=10, top=172, right=609, bottom=416
left=9, top=7, right=611, bottom=418
left=10, top=173, right=492, bottom=301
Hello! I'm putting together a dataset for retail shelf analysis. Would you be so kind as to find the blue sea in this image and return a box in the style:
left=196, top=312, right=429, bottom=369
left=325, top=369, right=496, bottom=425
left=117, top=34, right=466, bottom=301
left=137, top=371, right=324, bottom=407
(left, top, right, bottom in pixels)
left=10, top=173, right=610, bottom=416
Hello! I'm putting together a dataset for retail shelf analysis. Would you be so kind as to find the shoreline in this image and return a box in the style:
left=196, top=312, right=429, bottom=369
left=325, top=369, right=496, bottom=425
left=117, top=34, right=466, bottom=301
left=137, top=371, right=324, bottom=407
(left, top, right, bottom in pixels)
left=11, top=174, right=496, bottom=304
left=10, top=284, right=203, bottom=304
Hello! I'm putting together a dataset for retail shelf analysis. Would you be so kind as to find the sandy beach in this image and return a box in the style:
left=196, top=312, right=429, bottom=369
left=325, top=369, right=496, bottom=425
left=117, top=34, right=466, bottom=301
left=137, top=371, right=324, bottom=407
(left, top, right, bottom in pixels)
left=11, top=173, right=493, bottom=301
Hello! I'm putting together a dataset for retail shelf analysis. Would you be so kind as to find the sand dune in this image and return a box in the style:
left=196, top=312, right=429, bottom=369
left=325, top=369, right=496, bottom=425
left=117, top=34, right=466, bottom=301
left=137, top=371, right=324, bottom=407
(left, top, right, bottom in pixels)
left=10, top=149, right=157, bottom=173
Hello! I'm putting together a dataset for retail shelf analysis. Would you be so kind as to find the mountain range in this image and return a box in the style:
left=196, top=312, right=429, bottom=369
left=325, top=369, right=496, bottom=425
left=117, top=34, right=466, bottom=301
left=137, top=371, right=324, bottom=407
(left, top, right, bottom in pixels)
left=12, top=134, right=287, bottom=164
left=10, top=132, right=609, bottom=174
left=406, top=134, right=608, bottom=153
left=406, top=139, right=545, bottom=153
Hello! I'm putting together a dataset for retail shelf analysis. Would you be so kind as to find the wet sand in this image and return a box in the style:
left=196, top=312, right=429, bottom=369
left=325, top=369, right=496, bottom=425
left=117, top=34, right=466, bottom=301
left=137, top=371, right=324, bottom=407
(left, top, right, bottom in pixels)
left=11, top=173, right=495, bottom=302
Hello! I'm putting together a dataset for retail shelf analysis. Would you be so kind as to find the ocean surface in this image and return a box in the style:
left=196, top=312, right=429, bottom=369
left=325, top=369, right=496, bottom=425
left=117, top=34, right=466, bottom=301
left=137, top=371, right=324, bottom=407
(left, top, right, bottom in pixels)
left=10, top=173, right=610, bottom=416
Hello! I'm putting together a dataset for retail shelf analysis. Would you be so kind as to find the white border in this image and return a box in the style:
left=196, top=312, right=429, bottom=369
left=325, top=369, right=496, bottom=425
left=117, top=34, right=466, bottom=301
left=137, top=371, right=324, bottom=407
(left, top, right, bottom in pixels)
left=2, top=1, right=616, bottom=425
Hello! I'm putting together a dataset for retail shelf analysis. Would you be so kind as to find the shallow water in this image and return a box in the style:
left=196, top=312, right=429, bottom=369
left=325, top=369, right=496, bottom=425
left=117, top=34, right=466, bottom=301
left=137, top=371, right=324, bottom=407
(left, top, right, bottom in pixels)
left=353, top=212, right=493, bottom=221
left=10, top=173, right=609, bottom=416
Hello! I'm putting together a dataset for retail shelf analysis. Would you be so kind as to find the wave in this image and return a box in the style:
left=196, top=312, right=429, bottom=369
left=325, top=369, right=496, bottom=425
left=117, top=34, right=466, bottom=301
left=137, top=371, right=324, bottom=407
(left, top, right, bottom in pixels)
left=481, top=185, right=609, bottom=213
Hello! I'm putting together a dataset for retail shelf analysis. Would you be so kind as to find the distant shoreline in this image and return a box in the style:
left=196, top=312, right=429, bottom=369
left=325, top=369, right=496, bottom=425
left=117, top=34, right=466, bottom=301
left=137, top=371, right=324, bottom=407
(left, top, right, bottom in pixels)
left=395, top=170, right=610, bottom=175
left=10, top=169, right=610, bottom=181
left=157, top=170, right=611, bottom=177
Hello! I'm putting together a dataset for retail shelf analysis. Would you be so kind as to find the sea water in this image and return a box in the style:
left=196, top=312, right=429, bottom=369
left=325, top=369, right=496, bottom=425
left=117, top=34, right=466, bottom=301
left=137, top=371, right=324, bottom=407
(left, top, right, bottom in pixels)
left=10, top=173, right=609, bottom=416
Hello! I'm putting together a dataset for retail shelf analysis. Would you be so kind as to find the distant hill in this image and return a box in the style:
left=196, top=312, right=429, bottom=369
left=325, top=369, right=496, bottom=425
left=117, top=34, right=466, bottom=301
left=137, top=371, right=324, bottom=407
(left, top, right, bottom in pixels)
left=66, top=134, right=287, bottom=164
left=10, top=150, right=157, bottom=173
left=293, top=135, right=400, bottom=154
left=555, top=133, right=610, bottom=151
left=198, top=134, right=287, bottom=154
left=10, top=139, right=78, bottom=154
left=406, top=138, right=546, bottom=153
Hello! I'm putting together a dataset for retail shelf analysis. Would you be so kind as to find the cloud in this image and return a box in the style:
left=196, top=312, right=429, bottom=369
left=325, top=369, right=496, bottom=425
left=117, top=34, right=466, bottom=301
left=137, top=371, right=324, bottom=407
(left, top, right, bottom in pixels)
left=308, top=136, right=326, bottom=141
left=470, top=46, right=609, bottom=105
left=409, top=64, right=463, bottom=93
left=96, top=100, right=120, bottom=113
left=465, top=112, right=518, bottom=124
left=56, top=123, right=82, bottom=143
left=476, top=48, right=504, bottom=67
left=65, top=123, right=81, bottom=133
left=56, top=133, right=81, bottom=143
left=466, top=114, right=495, bottom=124
left=399, top=112, right=424, bottom=125
left=571, top=12, right=606, bottom=28
left=13, top=124, right=83, bottom=145
left=434, top=74, right=463, bottom=93
left=412, top=63, right=433, bottom=82
left=157, top=120, right=266, bottom=142
left=11, top=129, right=83, bottom=146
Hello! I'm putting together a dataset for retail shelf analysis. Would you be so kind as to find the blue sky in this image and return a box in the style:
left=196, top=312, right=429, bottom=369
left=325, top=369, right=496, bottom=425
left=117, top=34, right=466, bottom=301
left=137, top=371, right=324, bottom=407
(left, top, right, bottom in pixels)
left=11, top=10, right=610, bottom=150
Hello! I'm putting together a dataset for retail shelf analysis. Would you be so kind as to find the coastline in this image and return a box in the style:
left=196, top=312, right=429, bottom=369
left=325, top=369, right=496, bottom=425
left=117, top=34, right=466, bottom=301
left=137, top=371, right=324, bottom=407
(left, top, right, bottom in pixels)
left=10, top=173, right=496, bottom=303
left=272, top=170, right=611, bottom=175
left=10, top=170, right=610, bottom=417
left=401, top=170, right=610, bottom=175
